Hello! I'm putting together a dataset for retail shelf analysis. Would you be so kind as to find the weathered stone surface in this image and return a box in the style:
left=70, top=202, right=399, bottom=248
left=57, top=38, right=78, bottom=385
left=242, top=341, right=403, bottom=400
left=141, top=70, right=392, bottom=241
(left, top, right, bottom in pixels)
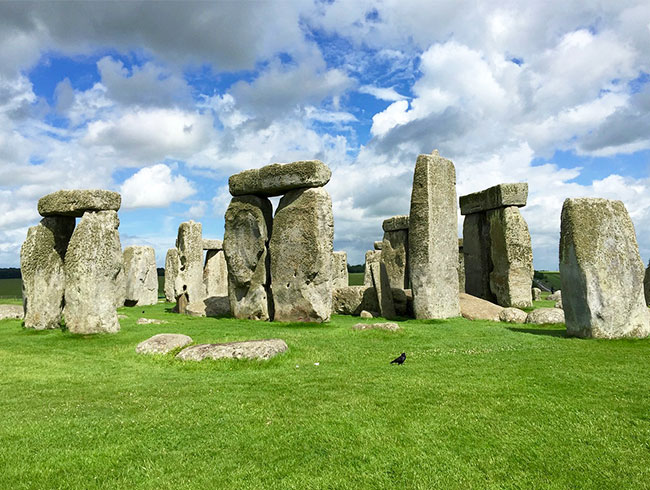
left=458, top=238, right=465, bottom=293
left=353, top=322, right=401, bottom=331
left=374, top=241, right=383, bottom=250
left=229, top=160, right=331, bottom=197
left=174, top=221, right=205, bottom=305
left=0, top=305, right=24, bottom=320
left=409, top=151, right=459, bottom=319
left=487, top=206, right=533, bottom=308
left=360, top=310, right=374, bottom=318
left=38, top=189, right=121, bottom=217
left=526, top=308, right=565, bottom=325
left=64, top=211, right=123, bottom=334
left=123, top=246, right=158, bottom=306
left=136, top=318, right=168, bottom=325
left=176, top=339, right=288, bottom=361
left=270, top=187, right=334, bottom=322
left=202, top=239, right=223, bottom=250
left=203, top=249, right=228, bottom=297
left=332, top=251, right=348, bottom=289
left=459, top=183, right=528, bottom=215
left=370, top=261, right=396, bottom=319
left=645, top=266, right=650, bottom=306
left=175, top=293, right=188, bottom=314
left=532, top=287, right=542, bottom=301
left=164, top=248, right=180, bottom=303
left=20, top=216, right=74, bottom=330
left=331, top=286, right=379, bottom=316
left=186, top=296, right=230, bottom=318
left=363, top=250, right=381, bottom=286
left=381, top=228, right=408, bottom=289
left=459, top=293, right=503, bottom=321
left=136, top=334, right=192, bottom=355
left=463, top=212, right=495, bottom=302
left=223, top=195, right=273, bottom=320
left=560, top=198, right=650, bottom=338
left=391, top=288, right=409, bottom=317
left=499, top=307, right=528, bottom=323
left=382, top=215, right=409, bottom=232
left=554, top=297, right=563, bottom=309
left=547, top=290, right=561, bottom=302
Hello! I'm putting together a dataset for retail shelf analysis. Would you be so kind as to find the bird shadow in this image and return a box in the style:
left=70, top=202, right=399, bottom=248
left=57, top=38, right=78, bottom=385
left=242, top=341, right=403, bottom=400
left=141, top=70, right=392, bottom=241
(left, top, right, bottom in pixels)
left=506, top=326, right=567, bottom=338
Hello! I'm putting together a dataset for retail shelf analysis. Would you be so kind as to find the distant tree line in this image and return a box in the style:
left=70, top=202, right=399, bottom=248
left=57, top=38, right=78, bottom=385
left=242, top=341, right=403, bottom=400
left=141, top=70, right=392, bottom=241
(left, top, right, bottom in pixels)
left=0, top=268, right=21, bottom=279
left=348, top=264, right=364, bottom=273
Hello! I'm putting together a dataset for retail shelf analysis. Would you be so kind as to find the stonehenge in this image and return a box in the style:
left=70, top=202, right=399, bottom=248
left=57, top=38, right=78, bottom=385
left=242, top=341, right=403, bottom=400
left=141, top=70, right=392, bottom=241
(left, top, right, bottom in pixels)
left=332, top=251, right=348, bottom=289
left=381, top=215, right=409, bottom=290
left=123, top=246, right=158, bottom=306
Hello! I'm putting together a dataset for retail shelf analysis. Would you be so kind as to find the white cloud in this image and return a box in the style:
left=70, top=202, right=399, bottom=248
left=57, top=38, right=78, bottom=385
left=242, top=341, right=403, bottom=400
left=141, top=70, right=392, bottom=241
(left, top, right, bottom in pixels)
left=120, top=164, right=196, bottom=208
left=359, top=85, right=407, bottom=101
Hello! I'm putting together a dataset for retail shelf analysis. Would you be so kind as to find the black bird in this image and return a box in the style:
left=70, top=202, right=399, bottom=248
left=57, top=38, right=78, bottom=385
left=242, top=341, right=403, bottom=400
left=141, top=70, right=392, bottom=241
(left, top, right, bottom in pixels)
left=390, top=352, right=406, bottom=365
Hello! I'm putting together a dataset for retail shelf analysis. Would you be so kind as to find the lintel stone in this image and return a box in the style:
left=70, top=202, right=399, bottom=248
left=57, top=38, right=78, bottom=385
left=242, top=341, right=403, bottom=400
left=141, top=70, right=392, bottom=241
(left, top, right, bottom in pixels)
left=382, top=215, right=409, bottom=232
left=38, top=189, right=121, bottom=217
left=459, top=183, right=528, bottom=215
left=229, top=160, right=331, bottom=197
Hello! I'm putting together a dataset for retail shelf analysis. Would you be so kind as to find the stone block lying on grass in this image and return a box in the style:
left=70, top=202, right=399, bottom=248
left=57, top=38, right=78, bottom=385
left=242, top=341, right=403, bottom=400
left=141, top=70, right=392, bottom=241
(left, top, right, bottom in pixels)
left=136, top=318, right=168, bottom=325
left=352, top=322, right=401, bottom=332
left=459, top=293, right=503, bottom=321
left=136, top=334, right=193, bottom=355
left=176, top=339, right=288, bottom=361
left=499, top=307, right=528, bottom=324
left=0, top=304, right=23, bottom=320
left=186, top=296, right=231, bottom=317
left=526, top=308, right=564, bottom=325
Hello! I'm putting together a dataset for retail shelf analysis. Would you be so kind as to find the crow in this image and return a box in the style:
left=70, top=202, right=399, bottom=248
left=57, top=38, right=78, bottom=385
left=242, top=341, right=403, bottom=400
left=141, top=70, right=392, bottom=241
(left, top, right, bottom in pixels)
left=390, top=352, right=406, bottom=365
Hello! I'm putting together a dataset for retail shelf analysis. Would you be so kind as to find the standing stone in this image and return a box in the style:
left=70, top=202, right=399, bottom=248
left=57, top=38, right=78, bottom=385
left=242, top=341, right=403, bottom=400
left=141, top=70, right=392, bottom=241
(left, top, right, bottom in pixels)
left=64, top=211, right=123, bottom=334
left=487, top=206, right=533, bottom=308
left=21, top=217, right=75, bottom=329
left=559, top=198, right=650, bottom=338
left=370, top=262, right=396, bottom=319
left=123, top=246, right=158, bottom=306
left=363, top=250, right=381, bottom=286
left=270, top=187, right=334, bottom=322
left=332, top=251, right=348, bottom=289
left=381, top=215, right=409, bottom=289
left=164, top=248, right=180, bottom=303
left=203, top=249, right=228, bottom=297
left=463, top=212, right=495, bottom=302
left=229, top=160, right=331, bottom=197
left=645, top=264, right=650, bottom=306
left=458, top=238, right=465, bottom=293
left=174, top=221, right=205, bottom=304
left=223, top=195, right=273, bottom=320
left=408, top=151, right=459, bottom=319
left=532, top=287, right=542, bottom=301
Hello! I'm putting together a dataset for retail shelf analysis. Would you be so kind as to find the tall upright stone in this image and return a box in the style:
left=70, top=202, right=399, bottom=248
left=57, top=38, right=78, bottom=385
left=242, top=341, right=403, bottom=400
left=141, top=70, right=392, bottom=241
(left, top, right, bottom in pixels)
left=363, top=250, right=381, bottom=286
left=408, top=151, right=459, bottom=319
left=123, top=246, right=158, bottom=306
left=164, top=248, right=180, bottom=303
left=332, top=251, right=348, bottom=289
left=223, top=195, right=273, bottom=320
left=381, top=215, right=409, bottom=289
left=462, top=213, right=494, bottom=301
left=64, top=211, right=123, bottom=334
left=560, top=198, right=650, bottom=338
left=458, top=239, right=465, bottom=293
left=21, top=217, right=75, bottom=329
left=270, top=187, right=334, bottom=322
left=174, top=221, right=205, bottom=304
left=644, top=264, right=650, bottom=307
left=203, top=249, right=228, bottom=297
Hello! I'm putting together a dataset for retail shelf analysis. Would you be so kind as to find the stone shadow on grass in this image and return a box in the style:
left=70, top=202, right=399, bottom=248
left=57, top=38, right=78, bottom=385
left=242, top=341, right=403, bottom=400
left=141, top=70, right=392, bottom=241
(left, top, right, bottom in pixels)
left=507, top=326, right=567, bottom=338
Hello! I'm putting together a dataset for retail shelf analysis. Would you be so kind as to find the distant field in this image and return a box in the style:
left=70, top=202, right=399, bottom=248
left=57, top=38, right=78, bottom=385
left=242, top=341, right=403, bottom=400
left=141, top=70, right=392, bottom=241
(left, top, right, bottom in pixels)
left=535, top=271, right=561, bottom=291
left=348, top=272, right=364, bottom=286
left=0, top=278, right=21, bottom=299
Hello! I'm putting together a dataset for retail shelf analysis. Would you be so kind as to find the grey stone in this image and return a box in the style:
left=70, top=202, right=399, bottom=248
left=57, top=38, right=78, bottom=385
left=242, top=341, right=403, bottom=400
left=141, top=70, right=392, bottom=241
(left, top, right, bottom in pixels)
left=186, top=296, right=231, bottom=318
left=554, top=297, right=563, bottom=309
left=174, top=221, right=205, bottom=305
left=408, top=151, right=459, bottom=319
left=547, top=290, right=561, bottom=302
left=645, top=266, right=650, bottom=306
left=499, top=307, right=528, bottom=323
left=526, top=308, right=565, bottom=325
left=20, top=216, right=74, bottom=330
left=0, top=305, right=24, bottom=320
left=64, top=211, right=123, bottom=334
left=532, top=287, right=542, bottom=301
left=560, top=198, right=650, bottom=338
left=382, top=215, right=409, bottom=232
left=175, top=293, right=188, bottom=314
left=459, top=183, right=528, bottom=215
left=458, top=238, right=465, bottom=293
left=332, top=251, right=348, bottom=289
left=360, top=310, right=374, bottom=318
left=487, top=206, right=533, bottom=308
left=164, top=248, right=180, bottom=303
left=363, top=250, right=381, bottom=286
left=352, top=322, right=401, bottom=332
left=223, top=195, right=273, bottom=321
left=374, top=241, right=383, bottom=250
left=202, top=239, right=223, bottom=250
left=331, top=286, right=379, bottom=316
left=381, top=228, right=408, bottom=289
left=136, top=333, right=193, bottom=355
left=203, top=249, right=228, bottom=298
left=229, top=160, right=331, bottom=197
left=123, top=246, right=158, bottom=306
left=459, top=293, right=503, bottom=321
left=463, top=212, right=495, bottom=302
left=176, top=339, right=288, bottom=361
left=270, top=187, right=333, bottom=322
left=370, top=261, right=396, bottom=319
left=38, top=189, right=121, bottom=217
left=136, top=318, right=168, bottom=325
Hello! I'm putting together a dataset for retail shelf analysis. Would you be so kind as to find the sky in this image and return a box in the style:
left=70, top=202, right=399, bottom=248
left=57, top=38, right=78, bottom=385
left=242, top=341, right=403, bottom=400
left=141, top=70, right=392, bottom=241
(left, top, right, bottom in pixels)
left=1, top=0, right=650, bottom=270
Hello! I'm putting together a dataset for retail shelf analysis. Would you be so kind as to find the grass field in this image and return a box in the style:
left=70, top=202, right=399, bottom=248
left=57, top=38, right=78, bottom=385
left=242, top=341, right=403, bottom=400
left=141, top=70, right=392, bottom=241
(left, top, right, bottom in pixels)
left=535, top=271, right=562, bottom=291
left=0, top=301, right=648, bottom=489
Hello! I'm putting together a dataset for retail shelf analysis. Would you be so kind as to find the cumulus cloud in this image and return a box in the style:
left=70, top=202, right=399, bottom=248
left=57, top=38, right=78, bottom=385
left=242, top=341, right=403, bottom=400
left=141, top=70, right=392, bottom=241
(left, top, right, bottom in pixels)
left=120, top=164, right=196, bottom=208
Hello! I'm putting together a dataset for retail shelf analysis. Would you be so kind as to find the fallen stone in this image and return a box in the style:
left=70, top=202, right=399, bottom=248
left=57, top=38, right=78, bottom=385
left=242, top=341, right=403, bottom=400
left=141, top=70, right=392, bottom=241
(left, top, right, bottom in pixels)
left=499, top=307, right=528, bottom=324
left=363, top=250, right=381, bottom=286
left=555, top=298, right=563, bottom=309
left=0, top=304, right=23, bottom=320
left=136, top=333, right=193, bottom=355
left=381, top=227, right=409, bottom=289
left=176, top=339, right=288, bottom=361
left=270, top=187, right=334, bottom=322
left=409, top=151, right=459, bottom=318
left=353, top=322, right=401, bottom=332
left=374, top=241, right=383, bottom=250
left=20, top=216, right=74, bottom=330
left=526, top=308, right=565, bottom=325
left=164, top=248, right=180, bottom=303
left=459, top=183, right=528, bottom=215
left=459, top=293, right=503, bottom=321
left=123, top=246, right=158, bottom=306
left=547, top=290, right=561, bottom=302
left=382, top=215, right=409, bottom=232
left=203, top=249, right=228, bottom=297
left=136, top=318, right=168, bottom=325
left=331, top=286, right=379, bottom=316
left=174, top=221, right=205, bottom=304
left=360, top=310, right=374, bottom=318
left=202, top=239, right=223, bottom=250
left=332, top=251, right=349, bottom=289
left=223, top=195, right=273, bottom=320
left=38, top=189, right=121, bottom=217
left=117, top=314, right=128, bottom=320
left=229, top=160, right=331, bottom=197
left=370, top=261, right=396, bottom=320
left=186, top=296, right=231, bottom=318
left=560, top=198, right=650, bottom=338
left=64, top=210, right=123, bottom=334
left=532, top=287, right=542, bottom=301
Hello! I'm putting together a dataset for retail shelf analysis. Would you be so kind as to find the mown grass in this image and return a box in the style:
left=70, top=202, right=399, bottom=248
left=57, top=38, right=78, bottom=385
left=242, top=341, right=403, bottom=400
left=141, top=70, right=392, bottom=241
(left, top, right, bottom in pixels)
left=0, top=302, right=648, bottom=489
left=348, top=272, right=364, bottom=286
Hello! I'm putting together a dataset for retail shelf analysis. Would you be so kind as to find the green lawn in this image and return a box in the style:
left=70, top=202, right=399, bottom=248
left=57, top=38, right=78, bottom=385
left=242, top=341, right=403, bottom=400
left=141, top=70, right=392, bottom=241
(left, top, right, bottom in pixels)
left=535, top=271, right=562, bottom=291
left=0, top=302, right=648, bottom=489
left=349, top=272, right=364, bottom=286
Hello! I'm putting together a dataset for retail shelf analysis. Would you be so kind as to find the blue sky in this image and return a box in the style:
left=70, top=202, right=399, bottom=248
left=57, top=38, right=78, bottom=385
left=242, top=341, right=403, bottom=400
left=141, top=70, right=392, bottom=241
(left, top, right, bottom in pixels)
left=1, top=1, right=650, bottom=269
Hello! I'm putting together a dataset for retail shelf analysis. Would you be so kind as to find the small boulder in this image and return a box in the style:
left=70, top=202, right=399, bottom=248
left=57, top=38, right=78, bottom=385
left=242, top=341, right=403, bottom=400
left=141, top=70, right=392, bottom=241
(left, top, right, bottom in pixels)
left=459, top=293, right=503, bottom=321
left=554, top=298, right=563, bottom=309
left=136, top=333, right=193, bottom=355
left=526, top=308, right=565, bottom=325
left=353, top=322, right=401, bottom=332
left=499, top=307, right=528, bottom=324
left=136, top=318, right=168, bottom=325
left=532, top=287, right=542, bottom=301
left=0, top=304, right=23, bottom=320
left=547, top=290, right=561, bottom=302
left=176, top=339, right=288, bottom=361
left=360, top=310, right=374, bottom=318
